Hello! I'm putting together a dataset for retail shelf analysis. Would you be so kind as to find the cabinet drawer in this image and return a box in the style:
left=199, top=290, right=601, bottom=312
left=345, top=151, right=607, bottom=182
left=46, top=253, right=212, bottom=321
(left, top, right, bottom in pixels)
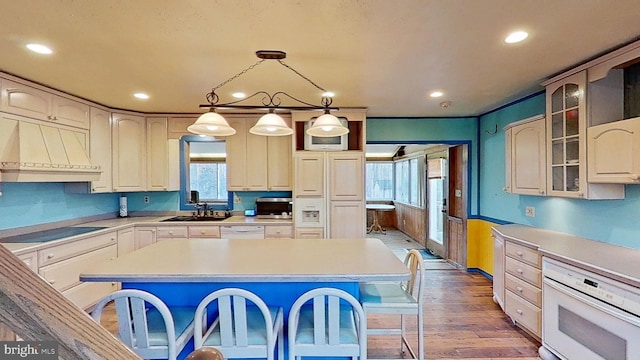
left=220, top=225, right=264, bottom=239
left=505, top=256, right=542, bottom=287
left=505, top=289, right=541, bottom=338
left=39, top=245, right=117, bottom=292
left=39, top=231, right=117, bottom=266
left=63, top=281, right=118, bottom=310
left=157, top=226, right=188, bottom=238
left=505, top=241, right=540, bottom=268
left=188, top=226, right=220, bottom=238
left=18, top=252, right=38, bottom=272
left=505, top=273, right=541, bottom=307
left=265, top=225, right=293, bottom=239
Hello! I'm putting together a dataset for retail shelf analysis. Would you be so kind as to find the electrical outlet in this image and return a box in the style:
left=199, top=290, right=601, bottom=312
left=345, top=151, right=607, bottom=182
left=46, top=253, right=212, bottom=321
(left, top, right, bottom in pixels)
left=144, top=195, right=149, bottom=204
left=525, top=206, right=535, bottom=218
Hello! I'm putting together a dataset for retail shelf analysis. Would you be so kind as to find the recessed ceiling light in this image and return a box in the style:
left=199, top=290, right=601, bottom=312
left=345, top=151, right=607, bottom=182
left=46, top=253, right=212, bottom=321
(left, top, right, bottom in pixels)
left=322, top=91, right=335, bottom=98
left=232, top=92, right=246, bottom=99
left=26, top=43, right=53, bottom=54
left=505, top=31, right=528, bottom=44
left=133, top=93, right=149, bottom=100
left=430, top=91, right=444, bottom=98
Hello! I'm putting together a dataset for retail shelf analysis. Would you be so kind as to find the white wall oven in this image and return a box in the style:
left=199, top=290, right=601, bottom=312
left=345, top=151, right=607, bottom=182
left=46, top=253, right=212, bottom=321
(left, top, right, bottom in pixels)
left=540, top=257, right=640, bottom=360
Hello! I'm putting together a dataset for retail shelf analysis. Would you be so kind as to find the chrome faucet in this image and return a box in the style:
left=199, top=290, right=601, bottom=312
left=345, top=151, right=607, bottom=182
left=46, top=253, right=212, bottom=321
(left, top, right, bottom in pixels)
left=194, top=202, right=208, bottom=217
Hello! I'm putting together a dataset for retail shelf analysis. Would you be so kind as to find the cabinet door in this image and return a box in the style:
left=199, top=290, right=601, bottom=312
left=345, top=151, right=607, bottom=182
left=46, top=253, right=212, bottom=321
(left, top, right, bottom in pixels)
left=112, top=113, right=146, bottom=192
left=329, top=200, right=365, bottom=238
left=246, top=123, right=268, bottom=190
left=328, top=152, right=363, bottom=201
left=0, top=79, right=51, bottom=121
left=492, top=232, right=505, bottom=310
left=294, top=152, right=324, bottom=196
left=588, top=117, right=640, bottom=183
left=546, top=71, right=585, bottom=197
left=134, top=227, right=156, bottom=249
left=89, top=107, right=112, bottom=193
left=510, top=118, right=546, bottom=196
left=146, top=117, right=169, bottom=191
left=264, top=225, right=293, bottom=239
left=226, top=118, right=249, bottom=191
left=51, top=96, right=90, bottom=129
left=117, top=227, right=135, bottom=256
left=267, top=129, right=292, bottom=190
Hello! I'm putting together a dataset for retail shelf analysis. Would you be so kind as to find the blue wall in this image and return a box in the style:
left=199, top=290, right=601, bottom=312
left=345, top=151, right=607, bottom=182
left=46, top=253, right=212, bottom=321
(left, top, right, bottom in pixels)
left=478, top=93, right=640, bottom=249
left=367, top=117, right=479, bottom=215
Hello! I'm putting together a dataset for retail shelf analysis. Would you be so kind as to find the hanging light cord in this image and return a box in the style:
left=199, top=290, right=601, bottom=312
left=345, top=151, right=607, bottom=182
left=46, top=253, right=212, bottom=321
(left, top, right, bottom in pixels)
left=277, top=60, right=327, bottom=93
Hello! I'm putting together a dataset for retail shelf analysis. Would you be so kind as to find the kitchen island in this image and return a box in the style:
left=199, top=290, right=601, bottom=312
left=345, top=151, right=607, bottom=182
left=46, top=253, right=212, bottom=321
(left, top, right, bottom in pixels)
left=81, top=237, right=410, bottom=360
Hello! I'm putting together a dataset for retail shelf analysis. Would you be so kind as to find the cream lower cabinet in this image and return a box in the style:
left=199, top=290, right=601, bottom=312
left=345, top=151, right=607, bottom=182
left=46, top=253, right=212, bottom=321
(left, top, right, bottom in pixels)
left=112, top=113, right=146, bottom=192
left=188, top=225, right=221, bottom=239
left=264, top=225, right=293, bottom=239
left=587, top=116, right=640, bottom=184
left=134, top=226, right=157, bottom=249
left=156, top=226, right=188, bottom=241
left=504, top=115, right=546, bottom=196
left=117, top=227, right=135, bottom=256
left=492, top=231, right=505, bottom=310
left=329, top=201, right=365, bottom=238
left=295, top=228, right=324, bottom=239
left=503, top=240, right=542, bottom=339
left=37, top=231, right=119, bottom=310
left=328, top=152, right=365, bottom=238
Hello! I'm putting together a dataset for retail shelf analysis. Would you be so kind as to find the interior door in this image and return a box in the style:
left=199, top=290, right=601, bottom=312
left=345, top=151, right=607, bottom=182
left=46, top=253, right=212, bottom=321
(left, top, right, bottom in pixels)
left=426, top=152, right=448, bottom=258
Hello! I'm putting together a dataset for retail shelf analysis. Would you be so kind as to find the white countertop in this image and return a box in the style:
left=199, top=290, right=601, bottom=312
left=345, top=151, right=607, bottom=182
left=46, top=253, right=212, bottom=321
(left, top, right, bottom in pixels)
left=80, top=237, right=410, bottom=283
left=493, top=224, right=640, bottom=288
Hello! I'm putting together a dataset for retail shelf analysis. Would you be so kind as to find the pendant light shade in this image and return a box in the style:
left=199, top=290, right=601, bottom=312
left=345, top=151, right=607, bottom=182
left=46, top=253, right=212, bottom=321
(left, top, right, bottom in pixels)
left=305, top=113, right=349, bottom=137
left=187, top=111, right=236, bottom=136
left=249, top=112, right=293, bottom=136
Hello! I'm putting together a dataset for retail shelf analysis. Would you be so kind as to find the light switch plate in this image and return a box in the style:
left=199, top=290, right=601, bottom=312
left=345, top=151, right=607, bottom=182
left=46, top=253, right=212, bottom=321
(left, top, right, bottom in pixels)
left=455, top=189, right=462, bottom=197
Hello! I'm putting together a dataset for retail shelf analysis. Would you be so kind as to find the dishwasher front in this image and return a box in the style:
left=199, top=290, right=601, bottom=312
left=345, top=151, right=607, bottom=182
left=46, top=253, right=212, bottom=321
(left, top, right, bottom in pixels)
left=220, top=225, right=265, bottom=239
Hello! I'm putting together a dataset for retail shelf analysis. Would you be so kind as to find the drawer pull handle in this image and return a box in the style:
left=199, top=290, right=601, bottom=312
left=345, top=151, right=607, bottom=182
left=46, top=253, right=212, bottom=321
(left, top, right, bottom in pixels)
left=169, top=231, right=173, bottom=235
left=516, top=309, right=523, bottom=315
left=201, top=231, right=205, bottom=235
left=516, top=268, right=524, bottom=274
left=516, top=286, right=523, bottom=293
left=516, top=251, right=524, bottom=257
left=47, top=254, right=54, bottom=259
left=110, top=257, right=116, bottom=261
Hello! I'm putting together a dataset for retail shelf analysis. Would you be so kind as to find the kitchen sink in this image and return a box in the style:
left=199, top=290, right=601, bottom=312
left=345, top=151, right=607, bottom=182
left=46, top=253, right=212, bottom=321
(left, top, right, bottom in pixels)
left=161, top=216, right=228, bottom=222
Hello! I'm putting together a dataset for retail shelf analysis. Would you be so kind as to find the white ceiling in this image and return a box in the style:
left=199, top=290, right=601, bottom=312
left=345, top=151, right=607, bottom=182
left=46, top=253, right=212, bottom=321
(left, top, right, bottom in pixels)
left=1, top=1, right=640, bottom=118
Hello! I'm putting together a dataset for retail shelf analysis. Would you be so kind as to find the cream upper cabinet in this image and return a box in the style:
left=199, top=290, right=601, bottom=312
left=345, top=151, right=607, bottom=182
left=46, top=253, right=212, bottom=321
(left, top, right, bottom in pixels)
left=89, top=107, right=112, bottom=193
left=545, top=71, right=624, bottom=199
left=0, top=79, right=89, bottom=129
left=294, top=152, right=325, bottom=197
left=146, top=117, right=170, bottom=191
left=504, top=115, right=546, bottom=196
left=328, top=152, right=364, bottom=201
left=112, top=113, right=146, bottom=192
left=226, top=117, right=267, bottom=191
left=266, top=119, right=293, bottom=191
left=225, top=116, right=292, bottom=191
left=588, top=117, right=640, bottom=184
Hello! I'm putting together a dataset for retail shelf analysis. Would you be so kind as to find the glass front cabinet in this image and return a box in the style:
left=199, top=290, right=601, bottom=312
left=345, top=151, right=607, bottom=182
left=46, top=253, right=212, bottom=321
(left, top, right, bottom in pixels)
left=545, top=70, right=624, bottom=199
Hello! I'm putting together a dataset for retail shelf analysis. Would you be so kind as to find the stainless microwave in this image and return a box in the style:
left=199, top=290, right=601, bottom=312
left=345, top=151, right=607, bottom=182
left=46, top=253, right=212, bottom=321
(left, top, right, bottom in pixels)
left=303, top=117, right=349, bottom=151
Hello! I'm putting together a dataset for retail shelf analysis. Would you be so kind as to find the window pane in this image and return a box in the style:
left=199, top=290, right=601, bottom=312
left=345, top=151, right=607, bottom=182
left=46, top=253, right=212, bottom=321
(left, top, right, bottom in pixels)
left=395, top=160, right=409, bottom=203
left=190, top=162, right=227, bottom=201
left=409, top=158, right=418, bottom=205
left=366, top=162, right=394, bottom=200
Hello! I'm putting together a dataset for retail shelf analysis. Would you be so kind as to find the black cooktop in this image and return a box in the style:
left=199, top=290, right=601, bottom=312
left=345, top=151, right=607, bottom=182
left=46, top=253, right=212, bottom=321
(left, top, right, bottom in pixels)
left=0, top=226, right=108, bottom=243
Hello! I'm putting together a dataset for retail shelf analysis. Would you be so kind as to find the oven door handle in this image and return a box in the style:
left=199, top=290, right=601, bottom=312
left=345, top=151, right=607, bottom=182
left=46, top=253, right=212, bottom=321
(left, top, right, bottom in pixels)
left=543, top=277, right=640, bottom=326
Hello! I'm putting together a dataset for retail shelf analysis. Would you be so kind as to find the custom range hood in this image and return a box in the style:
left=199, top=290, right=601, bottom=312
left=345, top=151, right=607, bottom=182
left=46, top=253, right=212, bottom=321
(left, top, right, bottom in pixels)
left=0, top=118, right=101, bottom=182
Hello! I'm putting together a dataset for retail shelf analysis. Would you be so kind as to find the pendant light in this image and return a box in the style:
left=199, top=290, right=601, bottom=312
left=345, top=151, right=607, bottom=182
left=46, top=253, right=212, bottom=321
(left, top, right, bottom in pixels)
left=249, top=111, right=293, bottom=136
left=305, top=111, right=349, bottom=137
left=190, top=50, right=343, bottom=137
left=187, top=111, right=236, bottom=136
